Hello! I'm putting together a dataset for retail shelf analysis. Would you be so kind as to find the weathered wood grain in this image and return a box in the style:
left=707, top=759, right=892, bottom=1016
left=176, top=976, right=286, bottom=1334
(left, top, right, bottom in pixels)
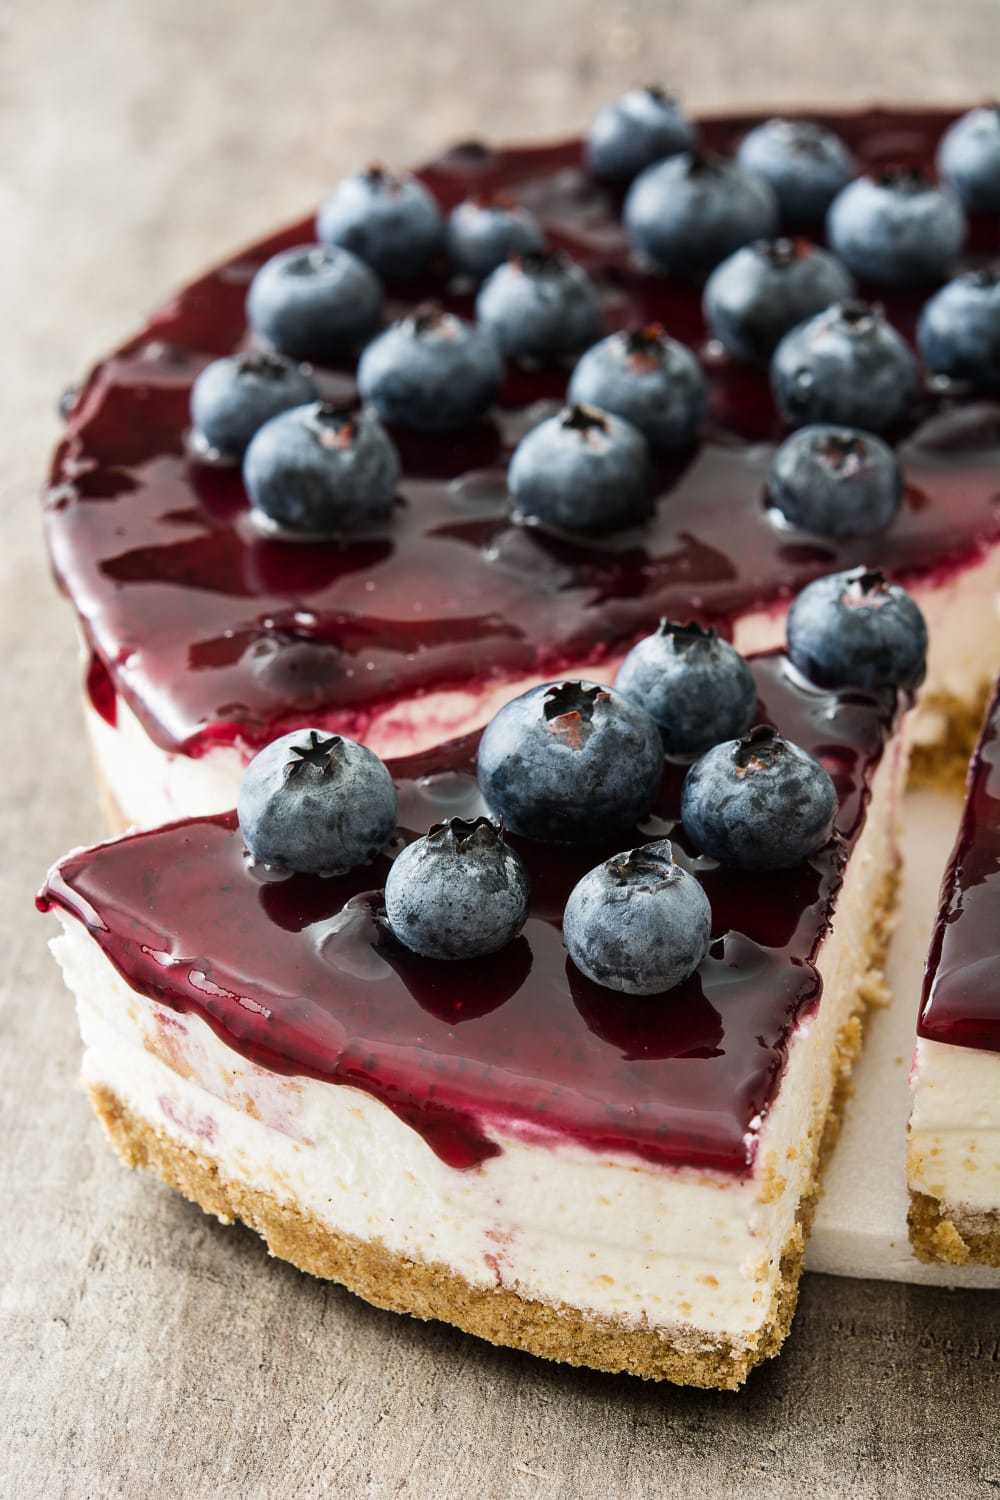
left=3, top=3, right=999, bottom=1496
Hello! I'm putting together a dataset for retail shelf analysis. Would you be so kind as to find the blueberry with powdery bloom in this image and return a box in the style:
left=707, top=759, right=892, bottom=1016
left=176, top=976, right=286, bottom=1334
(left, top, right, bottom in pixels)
left=568, top=325, right=706, bottom=449
left=317, top=165, right=443, bottom=281
left=703, top=239, right=854, bottom=365
left=786, top=567, right=928, bottom=693
left=681, top=725, right=837, bottom=871
left=357, top=306, right=504, bottom=431
left=827, top=168, right=966, bottom=287
left=243, top=401, right=399, bottom=536
left=736, top=118, right=856, bottom=225
left=237, top=729, right=398, bottom=873
left=563, top=840, right=711, bottom=996
left=247, top=244, right=383, bottom=361
left=476, top=250, right=603, bottom=362
left=477, top=680, right=664, bottom=842
left=615, top=621, right=757, bottom=757
left=507, top=404, right=653, bottom=534
left=447, top=192, right=546, bottom=280
left=768, top=424, right=902, bottom=537
left=190, top=351, right=319, bottom=459
left=918, top=266, right=1000, bottom=392
left=384, top=817, right=531, bottom=960
left=770, top=301, right=918, bottom=432
left=937, top=107, right=1000, bottom=215
left=585, top=87, right=697, bottom=185
left=624, top=152, right=779, bottom=277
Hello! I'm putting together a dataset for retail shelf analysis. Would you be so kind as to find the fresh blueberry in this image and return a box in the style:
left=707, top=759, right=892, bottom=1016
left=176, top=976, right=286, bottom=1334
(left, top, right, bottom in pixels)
left=786, top=567, right=928, bottom=692
left=703, top=238, right=855, bottom=365
left=567, top=325, right=706, bottom=449
left=447, top=193, right=546, bottom=280
left=243, top=401, right=399, bottom=536
left=476, top=250, right=603, bottom=362
left=937, top=107, right=1000, bottom=214
left=247, top=244, right=383, bottom=361
left=357, top=305, right=504, bottom=432
left=190, top=351, right=318, bottom=459
left=477, top=680, right=664, bottom=841
left=316, top=165, right=443, bottom=281
left=384, top=816, right=530, bottom=960
left=615, top=621, right=757, bottom=757
left=917, top=266, right=1000, bottom=392
left=768, top=424, right=902, bottom=537
left=585, top=87, right=697, bottom=185
left=237, top=728, right=398, bottom=873
left=563, top=839, right=711, bottom=995
left=770, top=301, right=918, bottom=432
left=508, top=404, right=653, bottom=534
left=826, top=169, right=966, bottom=287
left=624, top=152, right=779, bottom=277
left=736, top=119, right=856, bottom=225
left=681, top=724, right=837, bottom=871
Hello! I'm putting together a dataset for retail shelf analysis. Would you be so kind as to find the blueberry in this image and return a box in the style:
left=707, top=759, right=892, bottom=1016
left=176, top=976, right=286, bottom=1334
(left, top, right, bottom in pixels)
left=937, top=107, right=1000, bottom=214
left=316, top=165, right=443, bottom=281
left=736, top=119, right=856, bottom=225
left=786, top=567, right=928, bottom=692
left=768, top=424, right=901, bottom=537
left=447, top=193, right=546, bottom=280
left=476, top=250, right=602, bottom=362
left=243, top=401, right=399, bottom=536
left=356, top=305, right=504, bottom=432
left=770, top=301, right=918, bottom=432
left=189, top=351, right=318, bottom=459
left=508, top=404, right=653, bottom=534
left=826, top=169, right=966, bottom=287
left=567, top=325, right=706, bottom=449
left=563, top=839, right=711, bottom=995
left=703, top=238, right=854, bottom=365
left=247, top=244, right=383, bottom=361
left=585, top=87, right=697, bottom=185
left=477, top=680, right=664, bottom=841
left=917, top=266, right=1000, bottom=392
left=615, top=621, right=757, bottom=757
left=384, top=816, right=530, bottom=960
left=681, top=724, right=837, bottom=871
left=624, top=152, right=779, bottom=277
left=237, top=729, right=398, bottom=873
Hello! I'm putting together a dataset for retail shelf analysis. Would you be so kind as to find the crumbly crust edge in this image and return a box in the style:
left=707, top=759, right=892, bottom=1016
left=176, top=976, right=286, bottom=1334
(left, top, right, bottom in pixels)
left=907, top=1191, right=1000, bottom=1269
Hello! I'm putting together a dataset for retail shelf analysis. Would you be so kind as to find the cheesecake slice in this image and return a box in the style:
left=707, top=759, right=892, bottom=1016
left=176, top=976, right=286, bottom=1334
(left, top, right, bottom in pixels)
left=39, top=651, right=908, bottom=1389
left=908, top=677, right=1000, bottom=1266
left=46, top=107, right=1000, bottom=831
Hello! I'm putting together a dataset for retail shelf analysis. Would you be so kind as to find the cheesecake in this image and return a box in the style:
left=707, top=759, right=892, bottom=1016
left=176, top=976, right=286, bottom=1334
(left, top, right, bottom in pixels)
left=40, top=650, right=910, bottom=1390
left=45, top=106, right=1000, bottom=832
left=908, top=676, right=1000, bottom=1266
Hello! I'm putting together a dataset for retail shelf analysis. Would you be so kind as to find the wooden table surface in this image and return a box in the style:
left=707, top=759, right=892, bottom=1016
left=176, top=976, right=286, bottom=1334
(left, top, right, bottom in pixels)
left=4, top=3, right=1000, bottom=1495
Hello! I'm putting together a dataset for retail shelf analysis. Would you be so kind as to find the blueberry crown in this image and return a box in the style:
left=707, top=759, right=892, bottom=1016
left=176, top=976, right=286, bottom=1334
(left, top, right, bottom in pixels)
left=510, top=248, right=570, bottom=276
left=657, top=618, right=718, bottom=648
left=288, top=247, right=338, bottom=277
left=641, top=84, right=675, bottom=105
left=733, top=724, right=785, bottom=773
left=623, top=324, right=668, bottom=365
left=605, top=839, right=680, bottom=892
left=874, top=164, right=932, bottom=193
left=235, top=350, right=293, bottom=381
left=835, top=300, right=883, bottom=333
left=426, top=815, right=504, bottom=850
left=283, top=730, right=345, bottom=778
left=769, top=119, right=830, bottom=155
left=969, top=262, right=1000, bottom=289
left=842, top=566, right=891, bottom=607
left=753, top=237, right=810, bottom=268
left=543, top=681, right=609, bottom=723
left=560, top=404, right=609, bottom=436
left=361, top=162, right=404, bottom=194
left=684, top=151, right=726, bottom=178
left=468, top=188, right=519, bottom=212
left=816, top=430, right=870, bottom=473
left=306, top=402, right=358, bottom=449
left=410, top=303, right=454, bottom=338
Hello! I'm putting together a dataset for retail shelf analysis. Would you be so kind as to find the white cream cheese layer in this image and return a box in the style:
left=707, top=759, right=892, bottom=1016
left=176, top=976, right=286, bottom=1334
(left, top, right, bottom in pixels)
left=908, top=1038, right=1000, bottom=1217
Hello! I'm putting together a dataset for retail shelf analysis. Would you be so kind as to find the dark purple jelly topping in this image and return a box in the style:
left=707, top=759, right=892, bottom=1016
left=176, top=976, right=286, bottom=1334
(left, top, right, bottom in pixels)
left=45, top=110, right=1000, bottom=759
left=39, top=652, right=900, bottom=1174
left=919, top=676, right=1000, bottom=1053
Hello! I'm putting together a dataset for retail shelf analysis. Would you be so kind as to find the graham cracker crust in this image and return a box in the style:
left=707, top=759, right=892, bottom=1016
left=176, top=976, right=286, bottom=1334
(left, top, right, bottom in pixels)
left=908, top=1191, right=1000, bottom=1268
left=909, top=688, right=993, bottom=791
left=83, top=866, right=900, bottom=1391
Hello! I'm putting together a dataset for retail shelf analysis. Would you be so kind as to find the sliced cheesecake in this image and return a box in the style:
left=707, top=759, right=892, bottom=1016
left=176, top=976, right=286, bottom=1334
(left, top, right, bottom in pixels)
left=908, top=677, right=1000, bottom=1266
left=40, top=651, right=910, bottom=1389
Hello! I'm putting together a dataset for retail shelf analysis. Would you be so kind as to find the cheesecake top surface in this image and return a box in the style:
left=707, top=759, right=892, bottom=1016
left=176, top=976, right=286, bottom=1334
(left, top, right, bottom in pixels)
left=46, top=107, right=1000, bottom=759
left=919, top=675, right=1000, bottom=1053
left=40, top=651, right=899, bottom=1175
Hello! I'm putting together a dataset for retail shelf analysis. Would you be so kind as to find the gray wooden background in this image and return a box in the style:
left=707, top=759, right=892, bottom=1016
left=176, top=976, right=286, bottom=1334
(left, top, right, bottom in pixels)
left=4, top=3, right=1000, bottom=1496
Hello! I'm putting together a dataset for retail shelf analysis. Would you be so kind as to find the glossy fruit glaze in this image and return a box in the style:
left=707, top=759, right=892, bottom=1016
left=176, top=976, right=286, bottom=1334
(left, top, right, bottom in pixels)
left=919, top=676, right=1000, bottom=1052
left=45, top=108, right=1000, bottom=759
left=39, top=651, right=899, bottom=1174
